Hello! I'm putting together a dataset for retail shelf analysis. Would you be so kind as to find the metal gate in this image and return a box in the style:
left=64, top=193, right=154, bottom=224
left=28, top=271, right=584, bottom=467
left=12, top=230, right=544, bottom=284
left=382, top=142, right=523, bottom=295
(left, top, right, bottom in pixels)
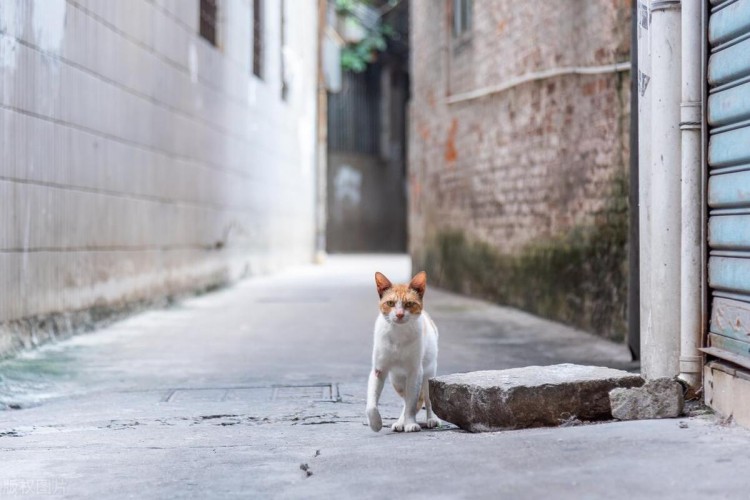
left=705, top=0, right=750, bottom=368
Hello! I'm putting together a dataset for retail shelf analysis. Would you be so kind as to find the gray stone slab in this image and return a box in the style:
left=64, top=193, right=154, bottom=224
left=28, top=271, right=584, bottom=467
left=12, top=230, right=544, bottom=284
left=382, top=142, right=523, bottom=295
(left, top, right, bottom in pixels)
left=430, top=364, right=644, bottom=432
left=610, top=377, right=685, bottom=420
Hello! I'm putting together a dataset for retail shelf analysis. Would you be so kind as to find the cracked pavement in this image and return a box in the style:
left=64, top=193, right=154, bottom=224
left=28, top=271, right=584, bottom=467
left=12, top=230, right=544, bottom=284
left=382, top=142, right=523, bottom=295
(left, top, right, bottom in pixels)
left=0, top=255, right=749, bottom=499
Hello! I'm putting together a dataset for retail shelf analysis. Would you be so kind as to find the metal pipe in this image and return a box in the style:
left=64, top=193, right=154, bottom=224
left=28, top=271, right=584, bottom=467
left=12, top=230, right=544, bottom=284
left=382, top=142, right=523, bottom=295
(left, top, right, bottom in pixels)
left=445, top=62, right=630, bottom=104
left=643, top=0, right=682, bottom=379
left=628, top=0, right=641, bottom=361
left=679, top=0, right=703, bottom=389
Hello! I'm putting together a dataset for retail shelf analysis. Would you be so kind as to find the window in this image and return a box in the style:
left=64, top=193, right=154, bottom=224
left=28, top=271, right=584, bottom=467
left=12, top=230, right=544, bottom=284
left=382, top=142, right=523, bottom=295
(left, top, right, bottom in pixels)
left=253, top=0, right=264, bottom=79
left=199, top=0, right=218, bottom=46
left=452, top=0, right=472, bottom=37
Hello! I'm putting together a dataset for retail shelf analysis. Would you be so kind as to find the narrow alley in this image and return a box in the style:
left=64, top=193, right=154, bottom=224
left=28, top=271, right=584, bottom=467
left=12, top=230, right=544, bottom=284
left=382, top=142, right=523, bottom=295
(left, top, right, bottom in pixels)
left=0, top=256, right=748, bottom=499
left=4, top=0, right=750, bottom=497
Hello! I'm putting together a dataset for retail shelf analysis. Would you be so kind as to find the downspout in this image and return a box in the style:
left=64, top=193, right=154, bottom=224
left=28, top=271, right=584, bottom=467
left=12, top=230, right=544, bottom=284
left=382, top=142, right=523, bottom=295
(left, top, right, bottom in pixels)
left=638, top=0, right=652, bottom=371
left=628, top=0, right=641, bottom=361
left=678, top=0, right=703, bottom=389
left=643, top=0, right=682, bottom=379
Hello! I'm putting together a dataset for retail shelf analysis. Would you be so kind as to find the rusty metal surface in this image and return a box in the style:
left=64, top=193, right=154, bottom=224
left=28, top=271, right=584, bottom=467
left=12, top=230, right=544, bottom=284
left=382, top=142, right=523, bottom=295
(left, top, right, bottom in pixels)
left=708, top=332, right=750, bottom=357
left=710, top=297, right=750, bottom=341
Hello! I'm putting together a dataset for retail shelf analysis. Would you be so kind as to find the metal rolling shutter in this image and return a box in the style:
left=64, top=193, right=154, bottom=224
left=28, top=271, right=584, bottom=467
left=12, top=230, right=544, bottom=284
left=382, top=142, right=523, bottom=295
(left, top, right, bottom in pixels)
left=706, top=0, right=750, bottom=368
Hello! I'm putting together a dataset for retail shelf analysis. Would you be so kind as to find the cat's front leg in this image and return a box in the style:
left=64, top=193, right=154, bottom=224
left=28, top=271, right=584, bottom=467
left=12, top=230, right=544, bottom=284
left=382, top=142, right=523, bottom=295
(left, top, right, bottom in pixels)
left=366, top=367, right=386, bottom=432
left=401, top=370, right=423, bottom=432
left=422, top=374, right=440, bottom=429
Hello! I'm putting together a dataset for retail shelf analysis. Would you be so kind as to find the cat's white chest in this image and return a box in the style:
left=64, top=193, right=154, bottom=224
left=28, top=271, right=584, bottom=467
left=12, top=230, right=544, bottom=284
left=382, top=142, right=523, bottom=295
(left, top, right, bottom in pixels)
left=373, top=315, right=423, bottom=368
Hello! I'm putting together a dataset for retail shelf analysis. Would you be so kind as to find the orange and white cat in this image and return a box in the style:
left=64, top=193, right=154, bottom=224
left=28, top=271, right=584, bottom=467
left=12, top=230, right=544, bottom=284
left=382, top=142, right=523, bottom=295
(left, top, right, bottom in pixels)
left=366, top=271, right=439, bottom=432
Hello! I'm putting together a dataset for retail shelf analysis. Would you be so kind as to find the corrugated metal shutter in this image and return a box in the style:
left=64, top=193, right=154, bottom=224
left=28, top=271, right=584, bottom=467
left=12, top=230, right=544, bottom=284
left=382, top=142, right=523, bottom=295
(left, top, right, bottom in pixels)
left=706, top=0, right=750, bottom=369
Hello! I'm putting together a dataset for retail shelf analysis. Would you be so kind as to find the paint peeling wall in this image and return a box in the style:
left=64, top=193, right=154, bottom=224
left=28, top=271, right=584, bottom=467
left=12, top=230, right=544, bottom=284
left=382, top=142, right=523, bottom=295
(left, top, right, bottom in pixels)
left=409, top=0, right=631, bottom=340
left=0, top=0, right=318, bottom=352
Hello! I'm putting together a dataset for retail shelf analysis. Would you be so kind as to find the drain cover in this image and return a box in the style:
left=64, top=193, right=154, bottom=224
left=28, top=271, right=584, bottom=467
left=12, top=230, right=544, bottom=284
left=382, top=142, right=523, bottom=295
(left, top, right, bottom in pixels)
left=272, top=383, right=340, bottom=402
left=162, top=383, right=340, bottom=403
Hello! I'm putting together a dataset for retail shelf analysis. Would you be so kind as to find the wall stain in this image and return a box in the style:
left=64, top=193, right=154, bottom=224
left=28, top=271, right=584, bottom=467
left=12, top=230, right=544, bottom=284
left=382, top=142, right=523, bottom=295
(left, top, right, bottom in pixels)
left=444, top=119, right=459, bottom=165
left=417, top=175, right=629, bottom=341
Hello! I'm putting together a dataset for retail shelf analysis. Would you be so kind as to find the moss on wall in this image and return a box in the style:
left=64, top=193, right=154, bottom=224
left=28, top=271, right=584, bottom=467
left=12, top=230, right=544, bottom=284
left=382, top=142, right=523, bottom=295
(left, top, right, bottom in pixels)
left=417, top=177, right=629, bottom=341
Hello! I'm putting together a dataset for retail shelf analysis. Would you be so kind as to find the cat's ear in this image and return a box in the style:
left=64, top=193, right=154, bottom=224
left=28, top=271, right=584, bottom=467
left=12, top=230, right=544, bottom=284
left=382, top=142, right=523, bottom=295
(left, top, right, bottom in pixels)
left=375, top=272, right=392, bottom=298
left=409, top=271, right=427, bottom=298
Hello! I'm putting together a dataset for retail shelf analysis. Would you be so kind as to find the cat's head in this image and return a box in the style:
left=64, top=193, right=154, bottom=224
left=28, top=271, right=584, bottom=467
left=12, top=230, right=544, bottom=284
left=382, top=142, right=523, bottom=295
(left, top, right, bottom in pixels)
left=374, top=271, right=427, bottom=325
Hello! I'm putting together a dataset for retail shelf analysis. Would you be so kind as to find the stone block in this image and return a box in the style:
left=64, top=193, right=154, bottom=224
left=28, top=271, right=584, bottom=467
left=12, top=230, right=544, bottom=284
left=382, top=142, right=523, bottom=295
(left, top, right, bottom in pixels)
left=609, top=378, right=685, bottom=420
left=429, top=364, right=644, bottom=432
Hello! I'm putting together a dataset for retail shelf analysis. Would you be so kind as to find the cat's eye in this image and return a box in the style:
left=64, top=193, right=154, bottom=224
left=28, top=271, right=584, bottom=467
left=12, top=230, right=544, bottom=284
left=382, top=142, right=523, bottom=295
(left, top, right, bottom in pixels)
left=385, top=301, right=396, bottom=307
left=404, top=302, right=415, bottom=308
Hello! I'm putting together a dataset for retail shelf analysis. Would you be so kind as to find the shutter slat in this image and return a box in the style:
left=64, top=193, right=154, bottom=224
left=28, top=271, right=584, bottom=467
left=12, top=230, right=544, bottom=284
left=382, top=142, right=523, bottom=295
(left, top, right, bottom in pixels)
left=710, top=0, right=750, bottom=46
left=708, top=37, right=750, bottom=87
left=709, top=256, right=750, bottom=294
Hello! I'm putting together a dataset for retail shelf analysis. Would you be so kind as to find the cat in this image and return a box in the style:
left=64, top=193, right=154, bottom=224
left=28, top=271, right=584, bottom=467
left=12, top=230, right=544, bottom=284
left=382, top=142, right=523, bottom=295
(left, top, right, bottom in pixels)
left=366, top=271, right=439, bottom=432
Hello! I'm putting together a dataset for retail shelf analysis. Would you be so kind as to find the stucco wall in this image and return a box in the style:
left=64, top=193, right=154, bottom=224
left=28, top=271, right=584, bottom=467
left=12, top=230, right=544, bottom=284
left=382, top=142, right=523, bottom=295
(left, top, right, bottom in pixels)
left=0, top=0, right=318, bottom=353
left=409, top=0, right=631, bottom=340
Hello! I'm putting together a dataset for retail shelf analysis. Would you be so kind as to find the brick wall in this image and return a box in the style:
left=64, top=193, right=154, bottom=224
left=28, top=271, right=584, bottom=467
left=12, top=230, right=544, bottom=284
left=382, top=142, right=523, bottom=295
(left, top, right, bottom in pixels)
left=0, top=0, right=318, bottom=354
left=409, top=0, right=632, bottom=340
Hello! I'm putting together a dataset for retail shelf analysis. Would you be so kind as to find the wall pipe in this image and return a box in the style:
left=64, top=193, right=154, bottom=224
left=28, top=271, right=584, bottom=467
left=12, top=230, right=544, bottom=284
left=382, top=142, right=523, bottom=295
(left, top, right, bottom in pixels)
left=628, top=0, right=641, bottom=361
left=643, top=0, right=682, bottom=379
left=679, top=0, right=703, bottom=389
left=638, top=0, right=653, bottom=373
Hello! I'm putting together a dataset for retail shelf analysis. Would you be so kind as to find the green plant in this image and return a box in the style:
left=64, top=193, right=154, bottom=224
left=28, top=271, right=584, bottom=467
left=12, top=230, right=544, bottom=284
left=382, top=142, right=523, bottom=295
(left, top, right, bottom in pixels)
left=335, top=0, right=398, bottom=73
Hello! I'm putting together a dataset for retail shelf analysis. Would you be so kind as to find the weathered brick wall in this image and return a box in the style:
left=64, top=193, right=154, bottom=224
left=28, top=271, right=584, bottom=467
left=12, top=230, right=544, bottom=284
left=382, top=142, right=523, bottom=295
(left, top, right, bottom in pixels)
left=0, top=0, right=318, bottom=354
left=409, top=0, right=631, bottom=340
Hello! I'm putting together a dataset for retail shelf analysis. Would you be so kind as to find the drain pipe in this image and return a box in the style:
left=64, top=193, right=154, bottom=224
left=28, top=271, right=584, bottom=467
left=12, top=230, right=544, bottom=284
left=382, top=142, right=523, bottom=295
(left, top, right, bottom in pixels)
left=679, top=0, right=703, bottom=389
left=628, top=0, right=641, bottom=361
left=638, top=0, right=652, bottom=370
left=643, top=0, right=682, bottom=379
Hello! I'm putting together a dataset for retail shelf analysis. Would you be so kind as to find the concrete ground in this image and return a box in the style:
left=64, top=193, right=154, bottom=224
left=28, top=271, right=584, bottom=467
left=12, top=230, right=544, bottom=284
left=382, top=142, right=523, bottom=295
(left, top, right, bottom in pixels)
left=0, top=255, right=749, bottom=499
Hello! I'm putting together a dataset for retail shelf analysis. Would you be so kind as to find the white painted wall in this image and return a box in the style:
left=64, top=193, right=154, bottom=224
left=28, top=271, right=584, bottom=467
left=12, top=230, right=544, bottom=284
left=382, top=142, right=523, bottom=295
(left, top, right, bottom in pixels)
left=0, top=0, right=318, bottom=328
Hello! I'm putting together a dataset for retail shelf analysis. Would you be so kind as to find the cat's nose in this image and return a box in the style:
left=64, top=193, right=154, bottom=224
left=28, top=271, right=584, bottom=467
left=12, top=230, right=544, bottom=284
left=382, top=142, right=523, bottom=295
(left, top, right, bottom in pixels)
left=396, top=311, right=404, bottom=319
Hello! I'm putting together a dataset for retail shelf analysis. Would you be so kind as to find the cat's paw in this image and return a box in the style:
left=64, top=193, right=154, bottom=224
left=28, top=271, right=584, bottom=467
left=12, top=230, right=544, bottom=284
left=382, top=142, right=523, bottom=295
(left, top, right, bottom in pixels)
left=425, top=417, right=440, bottom=429
left=366, top=407, right=382, bottom=432
left=404, top=422, right=421, bottom=433
left=391, top=420, right=404, bottom=432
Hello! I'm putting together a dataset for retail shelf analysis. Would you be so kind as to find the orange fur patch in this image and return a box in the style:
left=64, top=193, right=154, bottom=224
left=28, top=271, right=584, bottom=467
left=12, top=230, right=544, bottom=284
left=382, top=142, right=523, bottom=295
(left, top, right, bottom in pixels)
left=379, top=285, right=423, bottom=315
